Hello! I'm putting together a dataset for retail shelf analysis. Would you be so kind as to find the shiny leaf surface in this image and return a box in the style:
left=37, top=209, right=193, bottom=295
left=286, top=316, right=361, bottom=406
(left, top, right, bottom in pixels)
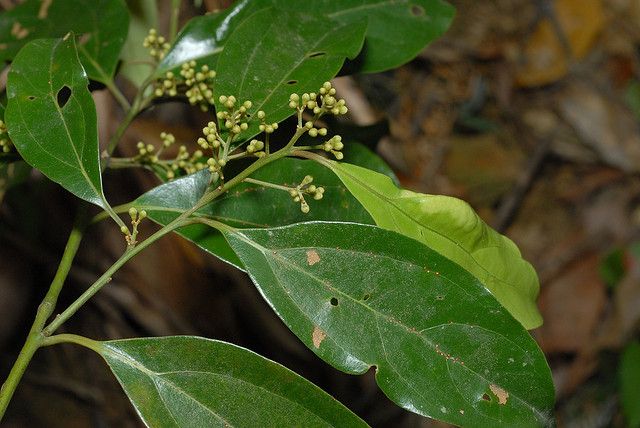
left=322, top=160, right=542, bottom=329
left=5, top=36, right=107, bottom=208
left=0, top=0, right=129, bottom=83
left=222, top=221, right=555, bottom=427
left=97, top=336, right=368, bottom=427
left=214, top=8, right=366, bottom=141
left=156, top=0, right=260, bottom=76
left=272, top=0, right=455, bottom=73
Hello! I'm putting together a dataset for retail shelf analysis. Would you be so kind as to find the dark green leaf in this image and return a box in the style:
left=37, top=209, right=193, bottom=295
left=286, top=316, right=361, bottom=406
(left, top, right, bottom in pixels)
left=620, top=341, right=640, bottom=428
left=214, top=8, right=366, bottom=142
left=96, top=336, right=368, bottom=427
left=5, top=36, right=108, bottom=208
left=320, top=160, right=542, bottom=329
left=0, top=0, right=129, bottom=83
left=222, top=221, right=554, bottom=426
left=156, top=0, right=261, bottom=76
left=135, top=158, right=373, bottom=269
left=272, top=0, right=456, bottom=73
left=158, top=0, right=454, bottom=77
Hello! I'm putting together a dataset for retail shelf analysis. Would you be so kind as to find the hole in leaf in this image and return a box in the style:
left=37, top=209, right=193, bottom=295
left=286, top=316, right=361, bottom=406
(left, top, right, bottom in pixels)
left=56, top=85, right=71, bottom=108
left=308, top=51, right=326, bottom=58
left=363, top=293, right=371, bottom=301
left=482, top=393, right=491, bottom=402
left=27, top=95, right=35, bottom=100
left=286, top=80, right=298, bottom=85
left=435, top=295, right=445, bottom=301
left=410, top=4, right=425, bottom=16
left=330, top=297, right=339, bottom=306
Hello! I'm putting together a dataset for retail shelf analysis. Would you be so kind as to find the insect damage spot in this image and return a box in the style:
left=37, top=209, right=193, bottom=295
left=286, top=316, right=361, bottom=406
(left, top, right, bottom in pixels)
left=38, top=0, right=53, bottom=19
left=489, top=384, right=509, bottom=405
left=308, top=51, right=326, bottom=58
left=11, top=22, right=29, bottom=40
left=410, top=4, right=425, bottom=16
left=312, top=326, right=326, bottom=348
left=56, top=85, right=71, bottom=108
left=306, top=249, right=320, bottom=266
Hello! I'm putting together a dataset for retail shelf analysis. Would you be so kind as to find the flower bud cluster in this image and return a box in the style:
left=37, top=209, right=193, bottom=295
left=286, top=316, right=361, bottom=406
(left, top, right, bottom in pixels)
left=143, top=29, right=170, bottom=61
left=0, top=119, right=13, bottom=153
left=288, top=81, right=348, bottom=117
left=121, top=207, right=148, bottom=247
left=256, top=110, right=279, bottom=134
left=288, top=175, right=325, bottom=213
left=154, top=61, right=217, bottom=112
left=136, top=132, right=207, bottom=180
left=321, top=135, right=344, bottom=160
left=217, top=96, right=252, bottom=135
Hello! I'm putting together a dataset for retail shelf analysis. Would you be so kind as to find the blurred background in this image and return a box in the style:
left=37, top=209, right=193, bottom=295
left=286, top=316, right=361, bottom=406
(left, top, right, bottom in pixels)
left=1, top=0, right=640, bottom=426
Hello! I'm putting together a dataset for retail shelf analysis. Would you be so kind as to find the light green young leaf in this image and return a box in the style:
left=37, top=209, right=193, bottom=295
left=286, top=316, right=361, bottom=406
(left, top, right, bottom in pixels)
left=0, top=0, right=129, bottom=83
left=93, top=336, right=368, bottom=427
left=222, top=221, right=555, bottom=426
left=317, top=159, right=542, bottom=329
left=5, top=36, right=107, bottom=208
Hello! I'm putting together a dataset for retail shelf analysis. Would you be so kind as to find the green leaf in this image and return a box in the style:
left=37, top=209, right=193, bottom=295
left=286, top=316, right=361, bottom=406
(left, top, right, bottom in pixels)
left=5, top=36, right=108, bottom=208
left=620, top=341, right=640, bottom=428
left=135, top=158, right=373, bottom=269
left=0, top=0, right=129, bottom=83
left=158, top=0, right=454, bottom=77
left=156, top=0, right=261, bottom=76
left=94, top=336, right=368, bottom=427
left=214, top=8, right=366, bottom=142
left=222, top=221, right=554, bottom=427
left=272, top=0, right=456, bottom=73
left=319, top=160, right=542, bottom=329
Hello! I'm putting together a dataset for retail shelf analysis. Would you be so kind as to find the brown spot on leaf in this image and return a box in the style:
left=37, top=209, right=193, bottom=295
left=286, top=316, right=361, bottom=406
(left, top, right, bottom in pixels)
left=306, top=249, right=320, bottom=266
left=38, top=0, right=53, bottom=19
left=312, top=325, right=326, bottom=348
left=11, top=22, right=29, bottom=40
left=78, top=33, right=91, bottom=46
left=0, top=43, right=6, bottom=50
left=489, top=384, right=509, bottom=405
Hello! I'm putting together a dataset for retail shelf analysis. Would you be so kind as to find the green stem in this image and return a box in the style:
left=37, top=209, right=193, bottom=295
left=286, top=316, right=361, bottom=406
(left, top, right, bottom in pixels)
left=41, top=334, right=100, bottom=352
left=195, top=127, right=307, bottom=209
left=169, top=0, right=181, bottom=42
left=42, top=214, right=191, bottom=337
left=0, top=215, right=86, bottom=420
left=243, top=177, right=292, bottom=192
left=104, top=79, right=131, bottom=111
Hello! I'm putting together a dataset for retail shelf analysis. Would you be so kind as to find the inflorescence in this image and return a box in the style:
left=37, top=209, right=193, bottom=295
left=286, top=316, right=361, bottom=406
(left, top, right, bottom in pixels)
left=134, top=62, right=350, bottom=214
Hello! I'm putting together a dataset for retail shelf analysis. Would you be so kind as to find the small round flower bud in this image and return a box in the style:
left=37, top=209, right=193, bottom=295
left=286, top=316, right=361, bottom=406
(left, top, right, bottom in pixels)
left=128, top=207, right=138, bottom=220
